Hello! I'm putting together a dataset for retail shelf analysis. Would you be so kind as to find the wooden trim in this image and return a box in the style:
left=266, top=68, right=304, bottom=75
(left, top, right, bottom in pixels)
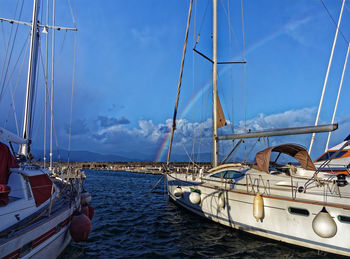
left=2, top=249, right=20, bottom=259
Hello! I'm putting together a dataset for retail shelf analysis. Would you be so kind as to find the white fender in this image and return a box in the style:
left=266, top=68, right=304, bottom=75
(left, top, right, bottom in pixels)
left=312, top=207, right=337, bottom=238
left=189, top=191, right=201, bottom=204
left=218, top=192, right=225, bottom=209
left=173, top=186, right=183, bottom=198
left=253, top=192, right=264, bottom=222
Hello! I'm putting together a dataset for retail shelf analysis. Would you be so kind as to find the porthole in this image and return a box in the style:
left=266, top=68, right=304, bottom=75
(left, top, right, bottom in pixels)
left=288, top=207, right=309, bottom=216
left=338, top=215, right=350, bottom=224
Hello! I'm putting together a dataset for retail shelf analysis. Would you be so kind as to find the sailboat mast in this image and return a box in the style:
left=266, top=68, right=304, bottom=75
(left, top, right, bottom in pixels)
left=19, top=0, right=40, bottom=158
left=212, top=0, right=218, bottom=167
left=309, top=0, right=345, bottom=155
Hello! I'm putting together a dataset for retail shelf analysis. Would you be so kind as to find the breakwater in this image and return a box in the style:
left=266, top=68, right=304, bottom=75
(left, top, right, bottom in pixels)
left=41, top=161, right=212, bottom=175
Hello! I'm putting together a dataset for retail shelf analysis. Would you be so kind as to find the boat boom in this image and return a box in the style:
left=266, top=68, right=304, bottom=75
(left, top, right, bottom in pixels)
left=217, top=124, right=338, bottom=141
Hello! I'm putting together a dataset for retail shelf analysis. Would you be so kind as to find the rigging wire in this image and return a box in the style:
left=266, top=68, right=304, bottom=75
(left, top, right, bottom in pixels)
left=50, top=0, right=56, bottom=170
left=321, top=0, right=349, bottom=44
left=4, top=32, right=30, bottom=135
left=191, top=0, right=198, bottom=169
left=227, top=0, right=234, bottom=135
left=68, top=31, right=78, bottom=164
left=0, top=0, right=25, bottom=102
left=67, top=0, right=77, bottom=28
left=32, top=38, right=52, bottom=148
left=44, top=0, right=50, bottom=168
left=241, top=0, right=247, bottom=131
left=219, top=0, right=242, bottom=57
left=193, top=0, right=210, bottom=49
left=309, top=0, right=346, bottom=154
left=325, top=42, right=350, bottom=151
left=166, top=0, right=193, bottom=164
left=67, top=0, right=78, bottom=164
left=0, top=0, right=20, bottom=84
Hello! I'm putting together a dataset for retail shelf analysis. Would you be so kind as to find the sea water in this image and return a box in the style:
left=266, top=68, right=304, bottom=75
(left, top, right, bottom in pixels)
left=60, top=170, right=343, bottom=258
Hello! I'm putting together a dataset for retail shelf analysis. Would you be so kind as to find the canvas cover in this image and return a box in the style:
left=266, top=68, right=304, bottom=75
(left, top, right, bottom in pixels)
left=0, top=142, right=19, bottom=184
left=253, top=144, right=316, bottom=173
left=28, top=174, right=54, bottom=207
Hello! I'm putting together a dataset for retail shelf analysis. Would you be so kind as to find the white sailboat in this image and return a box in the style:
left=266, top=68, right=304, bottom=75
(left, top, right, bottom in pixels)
left=0, top=0, right=93, bottom=257
left=166, top=0, right=350, bottom=256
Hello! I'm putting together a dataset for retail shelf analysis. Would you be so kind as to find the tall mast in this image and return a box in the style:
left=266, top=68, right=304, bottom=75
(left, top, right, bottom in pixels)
left=50, top=0, right=56, bottom=170
left=212, top=0, right=218, bottom=167
left=309, top=0, right=345, bottom=155
left=19, top=0, right=40, bottom=158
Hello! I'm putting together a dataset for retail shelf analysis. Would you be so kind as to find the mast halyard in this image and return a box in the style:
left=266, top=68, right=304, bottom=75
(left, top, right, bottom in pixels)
left=212, top=0, right=218, bottom=167
left=19, top=0, right=40, bottom=159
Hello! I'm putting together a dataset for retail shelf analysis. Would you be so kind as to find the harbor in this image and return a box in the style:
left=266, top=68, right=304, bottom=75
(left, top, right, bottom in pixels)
left=1, top=0, right=350, bottom=258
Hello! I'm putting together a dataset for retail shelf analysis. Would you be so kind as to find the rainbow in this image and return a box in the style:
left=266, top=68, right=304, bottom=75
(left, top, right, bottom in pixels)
left=154, top=15, right=314, bottom=162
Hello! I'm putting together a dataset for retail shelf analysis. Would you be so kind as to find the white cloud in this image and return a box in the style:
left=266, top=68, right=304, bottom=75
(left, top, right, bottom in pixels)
left=239, top=108, right=316, bottom=131
left=68, top=107, right=347, bottom=161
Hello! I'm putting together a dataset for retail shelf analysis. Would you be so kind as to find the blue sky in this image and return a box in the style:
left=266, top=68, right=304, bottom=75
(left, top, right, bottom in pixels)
left=0, top=0, right=349, bottom=162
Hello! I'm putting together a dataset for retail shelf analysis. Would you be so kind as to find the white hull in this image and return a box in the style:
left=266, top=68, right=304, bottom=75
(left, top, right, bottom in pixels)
left=1, top=203, right=75, bottom=258
left=0, top=168, right=82, bottom=258
left=24, top=223, right=72, bottom=259
left=167, top=170, right=350, bottom=257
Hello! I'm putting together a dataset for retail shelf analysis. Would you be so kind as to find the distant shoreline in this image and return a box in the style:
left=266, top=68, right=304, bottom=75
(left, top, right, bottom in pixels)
left=37, top=161, right=213, bottom=175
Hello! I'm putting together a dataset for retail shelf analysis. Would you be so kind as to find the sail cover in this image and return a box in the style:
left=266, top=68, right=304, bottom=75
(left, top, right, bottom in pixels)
left=253, top=144, right=316, bottom=173
left=216, top=95, right=226, bottom=128
left=28, top=174, right=54, bottom=207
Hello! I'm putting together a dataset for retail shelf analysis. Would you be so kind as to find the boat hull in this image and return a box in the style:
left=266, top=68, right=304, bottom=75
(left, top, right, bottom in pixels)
left=167, top=173, right=350, bottom=257
left=0, top=205, right=75, bottom=259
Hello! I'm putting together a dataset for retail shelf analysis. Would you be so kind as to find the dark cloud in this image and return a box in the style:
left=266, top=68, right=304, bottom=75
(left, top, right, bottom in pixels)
left=97, top=115, right=130, bottom=128
left=66, top=118, right=90, bottom=136
left=92, top=133, right=107, bottom=140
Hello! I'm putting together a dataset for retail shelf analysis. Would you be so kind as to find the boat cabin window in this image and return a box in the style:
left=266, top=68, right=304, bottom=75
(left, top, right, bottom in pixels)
left=210, top=170, right=245, bottom=180
left=338, top=215, right=350, bottom=224
left=288, top=207, right=309, bottom=216
left=315, top=151, right=347, bottom=162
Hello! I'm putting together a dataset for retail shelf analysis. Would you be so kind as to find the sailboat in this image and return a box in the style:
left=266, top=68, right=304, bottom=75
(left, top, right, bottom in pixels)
left=0, top=0, right=93, bottom=257
left=166, top=0, right=350, bottom=256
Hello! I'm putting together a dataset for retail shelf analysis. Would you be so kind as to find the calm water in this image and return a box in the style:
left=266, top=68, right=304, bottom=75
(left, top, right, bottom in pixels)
left=60, top=170, right=344, bottom=259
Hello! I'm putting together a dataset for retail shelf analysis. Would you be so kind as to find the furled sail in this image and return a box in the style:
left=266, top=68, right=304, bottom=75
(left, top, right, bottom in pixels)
left=216, top=95, right=226, bottom=128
